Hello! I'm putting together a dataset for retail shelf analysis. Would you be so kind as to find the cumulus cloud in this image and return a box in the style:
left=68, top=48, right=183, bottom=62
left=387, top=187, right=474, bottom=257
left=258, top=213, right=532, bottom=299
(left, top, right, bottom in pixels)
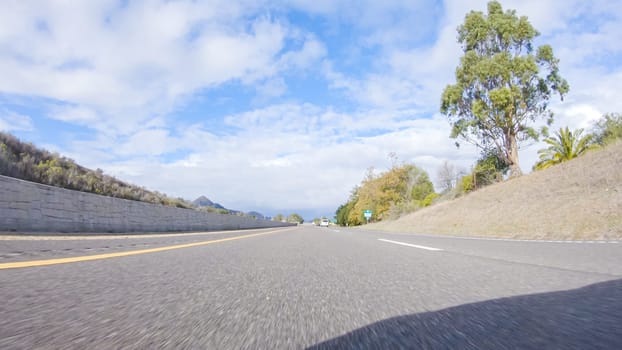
left=93, top=103, right=476, bottom=218
left=0, top=111, right=34, bottom=132
left=0, top=1, right=322, bottom=134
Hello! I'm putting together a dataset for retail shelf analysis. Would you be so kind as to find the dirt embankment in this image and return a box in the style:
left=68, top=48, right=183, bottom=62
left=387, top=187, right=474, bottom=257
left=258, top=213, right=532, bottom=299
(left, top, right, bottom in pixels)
left=370, top=142, right=622, bottom=240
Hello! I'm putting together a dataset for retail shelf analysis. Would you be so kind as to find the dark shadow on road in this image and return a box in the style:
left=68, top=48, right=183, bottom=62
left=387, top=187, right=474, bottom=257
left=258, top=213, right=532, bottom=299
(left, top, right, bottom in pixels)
left=308, top=279, right=622, bottom=350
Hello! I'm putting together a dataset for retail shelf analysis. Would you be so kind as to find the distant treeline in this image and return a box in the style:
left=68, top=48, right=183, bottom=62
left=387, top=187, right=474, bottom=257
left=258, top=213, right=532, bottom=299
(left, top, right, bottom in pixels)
left=0, top=131, right=193, bottom=209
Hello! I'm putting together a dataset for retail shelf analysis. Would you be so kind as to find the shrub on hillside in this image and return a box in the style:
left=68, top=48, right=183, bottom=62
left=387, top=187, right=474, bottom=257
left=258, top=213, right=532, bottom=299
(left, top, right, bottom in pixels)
left=593, top=112, right=622, bottom=145
left=421, top=192, right=439, bottom=207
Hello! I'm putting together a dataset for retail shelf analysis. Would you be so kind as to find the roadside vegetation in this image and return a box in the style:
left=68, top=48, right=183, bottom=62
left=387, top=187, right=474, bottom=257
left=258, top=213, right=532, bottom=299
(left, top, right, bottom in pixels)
left=334, top=113, right=619, bottom=229
left=0, top=131, right=194, bottom=208
left=333, top=1, right=621, bottom=236
left=370, top=140, right=622, bottom=240
left=533, top=127, right=598, bottom=170
left=451, top=113, right=621, bottom=197
left=592, top=113, right=622, bottom=146
left=335, top=163, right=436, bottom=226
left=272, top=213, right=304, bottom=224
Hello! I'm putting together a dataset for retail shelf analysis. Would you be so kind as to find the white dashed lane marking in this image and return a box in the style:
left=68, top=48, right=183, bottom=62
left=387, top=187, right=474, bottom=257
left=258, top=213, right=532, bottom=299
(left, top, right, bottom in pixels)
left=378, top=239, right=443, bottom=251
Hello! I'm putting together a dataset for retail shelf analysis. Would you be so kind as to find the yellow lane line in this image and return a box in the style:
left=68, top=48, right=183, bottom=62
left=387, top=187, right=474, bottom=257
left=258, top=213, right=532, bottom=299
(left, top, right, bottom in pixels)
left=0, top=228, right=278, bottom=241
left=0, top=228, right=295, bottom=270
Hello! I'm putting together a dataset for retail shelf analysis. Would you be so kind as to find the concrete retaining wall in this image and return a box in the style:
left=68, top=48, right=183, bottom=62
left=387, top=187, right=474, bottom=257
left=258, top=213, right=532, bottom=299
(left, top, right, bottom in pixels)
left=0, top=175, right=292, bottom=233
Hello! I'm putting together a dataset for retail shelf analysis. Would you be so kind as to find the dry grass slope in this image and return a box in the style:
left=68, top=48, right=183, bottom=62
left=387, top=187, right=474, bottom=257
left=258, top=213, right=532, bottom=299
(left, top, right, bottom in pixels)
left=370, top=142, right=622, bottom=240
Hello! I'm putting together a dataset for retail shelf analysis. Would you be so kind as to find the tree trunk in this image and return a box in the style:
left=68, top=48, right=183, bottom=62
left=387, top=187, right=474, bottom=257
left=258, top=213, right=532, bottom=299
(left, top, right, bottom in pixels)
left=507, top=133, right=522, bottom=177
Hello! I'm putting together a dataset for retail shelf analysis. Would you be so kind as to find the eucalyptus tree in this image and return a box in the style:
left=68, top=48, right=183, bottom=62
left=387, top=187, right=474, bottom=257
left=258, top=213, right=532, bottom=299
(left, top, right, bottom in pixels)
left=441, top=1, right=569, bottom=177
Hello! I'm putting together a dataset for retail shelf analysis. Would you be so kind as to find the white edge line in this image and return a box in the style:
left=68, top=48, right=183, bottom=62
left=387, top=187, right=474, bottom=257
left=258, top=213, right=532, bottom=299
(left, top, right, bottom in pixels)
left=384, top=233, right=621, bottom=244
left=378, top=239, right=443, bottom=251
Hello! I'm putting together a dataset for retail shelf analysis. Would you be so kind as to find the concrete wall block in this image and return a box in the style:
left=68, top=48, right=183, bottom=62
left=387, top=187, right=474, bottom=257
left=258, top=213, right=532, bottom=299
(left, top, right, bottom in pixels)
left=7, top=200, right=31, bottom=210
left=2, top=208, right=29, bottom=220
left=0, top=175, right=293, bottom=233
left=30, top=208, right=43, bottom=221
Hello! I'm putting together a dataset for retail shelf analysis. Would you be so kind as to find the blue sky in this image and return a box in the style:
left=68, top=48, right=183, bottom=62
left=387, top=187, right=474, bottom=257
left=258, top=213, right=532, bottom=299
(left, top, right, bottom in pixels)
left=1, top=0, right=621, bottom=220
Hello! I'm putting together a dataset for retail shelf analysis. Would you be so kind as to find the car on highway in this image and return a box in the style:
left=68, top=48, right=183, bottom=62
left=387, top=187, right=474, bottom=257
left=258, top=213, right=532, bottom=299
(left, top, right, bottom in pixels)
left=319, top=218, right=330, bottom=227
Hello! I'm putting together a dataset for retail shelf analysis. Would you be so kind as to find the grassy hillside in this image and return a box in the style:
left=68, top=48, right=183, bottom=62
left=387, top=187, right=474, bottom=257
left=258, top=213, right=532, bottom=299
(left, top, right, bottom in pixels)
left=0, top=131, right=193, bottom=209
left=369, top=142, right=622, bottom=240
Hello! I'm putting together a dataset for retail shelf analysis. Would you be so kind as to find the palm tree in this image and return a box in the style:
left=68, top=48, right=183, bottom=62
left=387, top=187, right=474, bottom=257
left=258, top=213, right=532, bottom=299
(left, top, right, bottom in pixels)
left=533, top=127, right=598, bottom=170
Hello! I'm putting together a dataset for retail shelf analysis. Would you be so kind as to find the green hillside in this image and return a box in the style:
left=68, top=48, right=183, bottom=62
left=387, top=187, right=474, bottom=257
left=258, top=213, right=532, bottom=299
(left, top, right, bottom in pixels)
left=0, top=132, right=192, bottom=209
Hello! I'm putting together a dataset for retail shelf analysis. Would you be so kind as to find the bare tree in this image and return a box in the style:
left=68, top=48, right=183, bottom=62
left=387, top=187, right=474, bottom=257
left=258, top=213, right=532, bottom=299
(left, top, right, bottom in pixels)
left=437, top=161, right=457, bottom=193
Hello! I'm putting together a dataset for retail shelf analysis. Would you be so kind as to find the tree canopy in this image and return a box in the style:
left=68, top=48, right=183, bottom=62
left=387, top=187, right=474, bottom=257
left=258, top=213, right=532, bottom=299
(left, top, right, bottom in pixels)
left=335, top=164, right=436, bottom=226
left=287, top=213, right=304, bottom=224
left=441, top=1, right=569, bottom=177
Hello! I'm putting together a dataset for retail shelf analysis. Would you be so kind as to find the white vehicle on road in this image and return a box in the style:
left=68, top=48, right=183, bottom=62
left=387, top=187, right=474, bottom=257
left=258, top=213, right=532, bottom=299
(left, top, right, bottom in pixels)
left=319, top=218, right=330, bottom=227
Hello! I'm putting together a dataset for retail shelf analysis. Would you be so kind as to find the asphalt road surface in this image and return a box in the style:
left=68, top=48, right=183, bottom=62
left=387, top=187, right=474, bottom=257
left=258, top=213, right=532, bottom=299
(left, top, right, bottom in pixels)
left=1, top=226, right=621, bottom=349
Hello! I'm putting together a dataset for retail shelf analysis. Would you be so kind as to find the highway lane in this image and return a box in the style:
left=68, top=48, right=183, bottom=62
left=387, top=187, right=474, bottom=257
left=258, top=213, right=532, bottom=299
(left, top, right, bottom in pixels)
left=350, top=228, right=622, bottom=276
left=1, top=225, right=621, bottom=349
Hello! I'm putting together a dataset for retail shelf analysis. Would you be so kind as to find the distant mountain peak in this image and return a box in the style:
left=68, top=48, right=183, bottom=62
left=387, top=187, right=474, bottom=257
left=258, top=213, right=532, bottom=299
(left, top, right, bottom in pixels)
left=192, top=195, right=226, bottom=210
left=193, top=196, right=263, bottom=218
left=193, top=195, right=214, bottom=207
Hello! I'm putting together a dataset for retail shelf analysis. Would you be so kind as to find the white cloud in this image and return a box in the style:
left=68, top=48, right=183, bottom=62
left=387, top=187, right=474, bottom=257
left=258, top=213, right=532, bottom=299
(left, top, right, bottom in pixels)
left=117, top=129, right=180, bottom=157
left=254, top=78, right=288, bottom=101
left=277, top=34, right=327, bottom=71
left=0, top=1, right=323, bottom=136
left=91, top=103, right=476, bottom=218
left=49, top=106, right=99, bottom=124
left=0, top=111, right=34, bottom=132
